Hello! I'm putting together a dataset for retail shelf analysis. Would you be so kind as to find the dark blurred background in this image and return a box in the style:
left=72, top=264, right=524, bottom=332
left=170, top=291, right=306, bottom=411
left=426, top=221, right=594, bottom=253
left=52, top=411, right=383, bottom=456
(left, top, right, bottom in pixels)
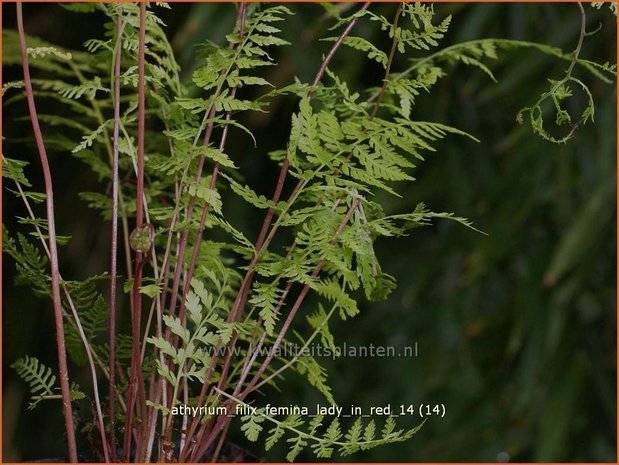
left=2, top=2, right=616, bottom=462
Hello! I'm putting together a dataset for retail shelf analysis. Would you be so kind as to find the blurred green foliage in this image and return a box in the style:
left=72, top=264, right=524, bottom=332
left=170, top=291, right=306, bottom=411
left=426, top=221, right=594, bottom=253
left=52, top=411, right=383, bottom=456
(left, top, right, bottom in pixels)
left=3, top=2, right=616, bottom=462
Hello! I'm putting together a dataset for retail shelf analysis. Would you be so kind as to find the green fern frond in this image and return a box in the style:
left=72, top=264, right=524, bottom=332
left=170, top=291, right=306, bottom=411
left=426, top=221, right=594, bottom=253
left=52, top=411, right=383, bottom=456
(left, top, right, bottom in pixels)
left=323, top=36, right=388, bottom=67
left=225, top=388, right=424, bottom=462
left=11, top=356, right=57, bottom=410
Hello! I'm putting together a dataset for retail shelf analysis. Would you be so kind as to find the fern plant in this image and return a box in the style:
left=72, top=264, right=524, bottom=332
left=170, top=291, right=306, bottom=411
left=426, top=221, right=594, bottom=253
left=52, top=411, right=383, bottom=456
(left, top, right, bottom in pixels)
left=3, top=2, right=615, bottom=462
